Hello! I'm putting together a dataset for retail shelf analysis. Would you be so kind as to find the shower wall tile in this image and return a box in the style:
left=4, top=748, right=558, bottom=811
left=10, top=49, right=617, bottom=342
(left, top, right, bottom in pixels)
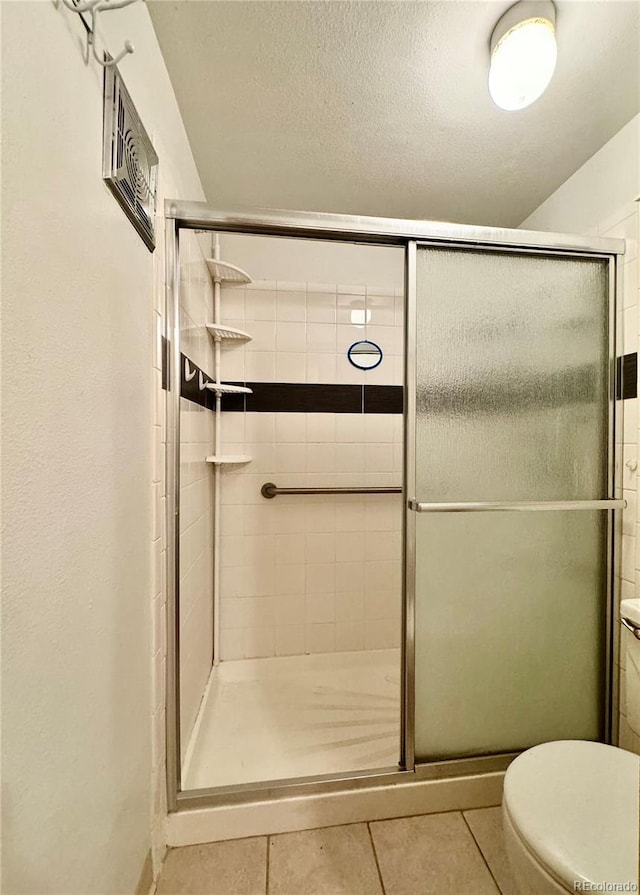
left=178, top=231, right=216, bottom=757
left=600, top=198, right=640, bottom=754
left=217, top=409, right=403, bottom=659
left=219, top=279, right=403, bottom=391
left=211, top=275, right=403, bottom=660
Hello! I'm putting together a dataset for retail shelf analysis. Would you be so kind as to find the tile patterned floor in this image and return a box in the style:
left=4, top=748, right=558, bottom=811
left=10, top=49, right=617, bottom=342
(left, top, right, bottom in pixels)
left=156, top=807, right=520, bottom=895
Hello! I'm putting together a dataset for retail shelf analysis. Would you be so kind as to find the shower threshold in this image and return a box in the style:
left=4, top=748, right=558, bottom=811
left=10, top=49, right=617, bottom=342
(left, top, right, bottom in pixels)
left=182, top=648, right=401, bottom=791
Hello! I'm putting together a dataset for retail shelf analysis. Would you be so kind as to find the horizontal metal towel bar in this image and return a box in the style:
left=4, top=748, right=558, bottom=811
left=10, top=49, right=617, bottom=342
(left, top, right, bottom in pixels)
left=261, top=482, right=402, bottom=499
left=408, top=499, right=626, bottom=513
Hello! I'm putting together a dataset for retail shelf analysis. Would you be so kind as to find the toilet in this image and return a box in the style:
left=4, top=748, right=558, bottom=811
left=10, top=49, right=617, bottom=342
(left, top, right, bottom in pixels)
left=502, top=740, right=640, bottom=894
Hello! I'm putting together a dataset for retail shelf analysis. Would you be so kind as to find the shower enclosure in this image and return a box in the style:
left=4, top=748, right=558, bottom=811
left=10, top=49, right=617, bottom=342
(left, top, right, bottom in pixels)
left=165, top=203, right=625, bottom=811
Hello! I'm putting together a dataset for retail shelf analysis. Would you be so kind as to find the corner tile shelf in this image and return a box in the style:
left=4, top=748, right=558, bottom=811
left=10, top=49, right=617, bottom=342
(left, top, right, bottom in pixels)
left=205, top=455, right=252, bottom=465
left=206, top=323, right=252, bottom=343
left=205, top=382, right=253, bottom=395
left=205, top=259, right=252, bottom=286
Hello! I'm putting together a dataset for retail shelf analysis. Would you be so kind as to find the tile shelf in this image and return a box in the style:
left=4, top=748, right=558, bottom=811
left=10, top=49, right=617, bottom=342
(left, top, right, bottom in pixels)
left=205, top=382, right=253, bottom=395
left=206, top=323, right=252, bottom=343
left=205, top=258, right=252, bottom=286
left=205, top=455, right=252, bottom=465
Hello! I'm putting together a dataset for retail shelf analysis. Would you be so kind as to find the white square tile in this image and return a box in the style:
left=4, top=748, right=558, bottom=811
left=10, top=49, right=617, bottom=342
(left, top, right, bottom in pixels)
left=304, top=500, right=336, bottom=533
left=365, top=443, right=394, bottom=472
left=306, top=592, right=336, bottom=624
left=335, top=442, right=365, bottom=473
left=275, top=564, right=306, bottom=595
left=245, top=320, right=276, bottom=353
left=245, top=289, right=276, bottom=322
left=219, top=628, right=244, bottom=660
left=335, top=591, right=365, bottom=622
left=276, top=290, right=307, bottom=322
left=307, top=322, right=337, bottom=354
left=336, top=532, right=365, bottom=563
left=245, top=351, right=275, bottom=381
left=276, top=352, right=306, bottom=382
left=624, top=305, right=638, bottom=355
left=335, top=414, right=365, bottom=443
left=276, top=443, right=306, bottom=474
left=306, top=442, right=337, bottom=473
left=623, top=399, right=638, bottom=443
left=623, top=259, right=639, bottom=311
left=622, top=534, right=635, bottom=582
left=624, top=489, right=638, bottom=535
left=306, top=623, right=335, bottom=653
left=307, top=292, right=337, bottom=323
left=366, top=295, right=395, bottom=327
left=245, top=412, right=275, bottom=443
left=275, top=625, right=306, bottom=656
left=307, top=413, right=336, bottom=443
left=364, top=589, right=398, bottom=620
left=275, top=594, right=306, bottom=626
left=307, top=353, right=337, bottom=383
left=336, top=562, right=365, bottom=593
left=276, top=321, right=307, bottom=353
left=243, top=626, right=275, bottom=659
left=334, top=499, right=365, bottom=532
left=365, top=619, right=398, bottom=650
left=335, top=622, right=364, bottom=652
left=275, top=413, right=306, bottom=443
left=306, top=563, right=336, bottom=594
left=365, top=414, right=394, bottom=442
left=306, top=533, right=336, bottom=564
left=276, top=533, right=306, bottom=565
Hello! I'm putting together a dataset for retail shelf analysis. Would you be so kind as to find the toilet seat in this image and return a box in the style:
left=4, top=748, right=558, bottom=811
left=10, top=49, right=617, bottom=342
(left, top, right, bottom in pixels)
left=503, top=740, right=640, bottom=891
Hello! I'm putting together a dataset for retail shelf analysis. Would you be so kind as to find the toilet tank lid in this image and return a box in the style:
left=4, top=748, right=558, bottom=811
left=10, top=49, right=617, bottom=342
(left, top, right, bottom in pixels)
left=503, top=740, right=640, bottom=890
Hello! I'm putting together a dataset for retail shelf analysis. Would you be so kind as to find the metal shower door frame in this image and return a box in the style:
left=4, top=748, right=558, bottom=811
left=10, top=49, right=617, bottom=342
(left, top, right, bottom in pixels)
left=164, top=201, right=624, bottom=813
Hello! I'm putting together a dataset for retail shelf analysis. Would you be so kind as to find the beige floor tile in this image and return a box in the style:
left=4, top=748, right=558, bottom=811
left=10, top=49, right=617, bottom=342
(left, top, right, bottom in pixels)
left=370, top=812, right=500, bottom=895
left=463, top=807, right=520, bottom=895
left=268, top=823, right=384, bottom=895
left=155, top=837, right=267, bottom=895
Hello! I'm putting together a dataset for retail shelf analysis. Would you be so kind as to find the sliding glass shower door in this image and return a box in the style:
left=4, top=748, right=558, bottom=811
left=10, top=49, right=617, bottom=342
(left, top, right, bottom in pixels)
left=409, top=245, right=617, bottom=762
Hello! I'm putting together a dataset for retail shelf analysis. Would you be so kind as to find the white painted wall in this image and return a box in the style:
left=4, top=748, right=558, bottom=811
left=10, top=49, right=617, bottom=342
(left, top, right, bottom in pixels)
left=1, top=2, right=204, bottom=892
left=521, top=115, right=640, bottom=755
left=520, top=115, right=639, bottom=235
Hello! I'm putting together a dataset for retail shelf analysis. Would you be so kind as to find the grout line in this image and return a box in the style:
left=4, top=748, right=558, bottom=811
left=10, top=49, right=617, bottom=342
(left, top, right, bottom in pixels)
left=265, top=834, right=271, bottom=895
left=366, top=822, right=387, bottom=895
left=460, top=811, right=503, bottom=895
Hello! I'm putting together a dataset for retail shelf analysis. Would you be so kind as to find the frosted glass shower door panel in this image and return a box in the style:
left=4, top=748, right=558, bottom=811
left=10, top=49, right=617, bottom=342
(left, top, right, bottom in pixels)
left=414, top=511, right=606, bottom=758
left=413, top=247, right=611, bottom=762
left=415, top=249, right=609, bottom=502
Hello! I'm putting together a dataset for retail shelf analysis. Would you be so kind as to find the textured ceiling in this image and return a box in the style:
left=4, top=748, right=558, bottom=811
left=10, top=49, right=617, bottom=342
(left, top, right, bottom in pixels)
left=149, top=0, right=640, bottom=227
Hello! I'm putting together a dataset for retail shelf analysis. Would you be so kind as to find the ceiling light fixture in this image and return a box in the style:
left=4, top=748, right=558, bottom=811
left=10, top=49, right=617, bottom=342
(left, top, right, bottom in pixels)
left=489, top=0, right=557, bottom=111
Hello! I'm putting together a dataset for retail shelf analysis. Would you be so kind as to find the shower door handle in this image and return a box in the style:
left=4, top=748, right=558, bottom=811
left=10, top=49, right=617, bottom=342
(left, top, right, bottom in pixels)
left=407, top=499, right=626, bottom=513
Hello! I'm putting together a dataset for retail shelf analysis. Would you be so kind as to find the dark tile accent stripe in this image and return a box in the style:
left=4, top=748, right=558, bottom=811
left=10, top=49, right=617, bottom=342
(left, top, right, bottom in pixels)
left=180, top=353, right=215, bottom=410
left=177, top=357, right=405, bottom=414
left=364, top=385, right=403, bottom=414
left=223, top=383, right=363, bottom=414
left=161, top=336, right=169, bottom=391
left=617, top=353, right=637, bottom=400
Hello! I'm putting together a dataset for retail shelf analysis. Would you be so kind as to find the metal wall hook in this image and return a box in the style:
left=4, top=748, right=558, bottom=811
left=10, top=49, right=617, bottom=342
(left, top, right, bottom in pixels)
left=184, top=358, right=196, bottom=382
left=60, top=0, right=138, bottom=68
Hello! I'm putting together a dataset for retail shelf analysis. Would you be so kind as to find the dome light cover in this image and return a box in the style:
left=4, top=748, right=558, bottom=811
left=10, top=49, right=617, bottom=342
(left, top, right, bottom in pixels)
left=489, top=1, right=557, bottom=111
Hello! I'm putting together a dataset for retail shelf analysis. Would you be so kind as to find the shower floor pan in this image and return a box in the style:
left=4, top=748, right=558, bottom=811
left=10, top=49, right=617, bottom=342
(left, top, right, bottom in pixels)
left=182, top=648, right=401, bottom=791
